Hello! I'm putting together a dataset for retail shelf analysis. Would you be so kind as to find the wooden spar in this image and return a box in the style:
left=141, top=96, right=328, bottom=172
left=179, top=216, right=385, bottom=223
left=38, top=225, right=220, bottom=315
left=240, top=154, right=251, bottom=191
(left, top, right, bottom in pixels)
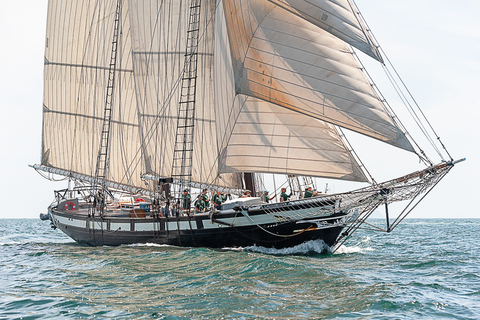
left=141, top=174, right=245, bottom=195
left=30, top=164, right=153, bottom=196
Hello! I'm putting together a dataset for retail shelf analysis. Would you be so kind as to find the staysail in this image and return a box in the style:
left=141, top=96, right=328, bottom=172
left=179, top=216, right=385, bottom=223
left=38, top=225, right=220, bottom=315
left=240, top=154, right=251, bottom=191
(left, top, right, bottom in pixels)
left=213, top=0, right=414, bottom=180
left=266, top=0, right=383, bottom=62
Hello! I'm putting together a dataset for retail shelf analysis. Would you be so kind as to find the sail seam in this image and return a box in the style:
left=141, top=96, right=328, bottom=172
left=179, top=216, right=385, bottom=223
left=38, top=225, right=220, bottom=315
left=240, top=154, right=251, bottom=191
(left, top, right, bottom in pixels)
left=43, top=109, right=138, bottom=128
left=45, top=61, right=133, bottom=73
left=133, top=51, right=213, bottom=56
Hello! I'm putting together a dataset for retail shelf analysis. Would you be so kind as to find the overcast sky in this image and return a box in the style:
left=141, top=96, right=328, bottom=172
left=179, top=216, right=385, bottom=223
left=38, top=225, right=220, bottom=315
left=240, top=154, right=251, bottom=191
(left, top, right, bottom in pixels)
left=0, top=0, right=478, bottom=220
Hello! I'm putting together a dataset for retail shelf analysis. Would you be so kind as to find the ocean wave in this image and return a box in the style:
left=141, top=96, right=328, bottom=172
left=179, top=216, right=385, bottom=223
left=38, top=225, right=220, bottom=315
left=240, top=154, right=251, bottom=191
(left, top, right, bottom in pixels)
left=125, top=242, right=172, bottom=248
left=334, top=236, right=375, bottom=255
left=238, top=239, right=330, bottom=255
left=1, top=219, right=479, bottom=319
left=334, top=245, right=375, bottom=255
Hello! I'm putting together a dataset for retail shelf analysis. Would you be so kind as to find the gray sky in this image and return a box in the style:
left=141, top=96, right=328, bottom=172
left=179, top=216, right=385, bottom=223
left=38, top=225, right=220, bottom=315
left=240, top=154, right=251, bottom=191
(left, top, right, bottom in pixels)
left=0, top=0, right=478, bottom=219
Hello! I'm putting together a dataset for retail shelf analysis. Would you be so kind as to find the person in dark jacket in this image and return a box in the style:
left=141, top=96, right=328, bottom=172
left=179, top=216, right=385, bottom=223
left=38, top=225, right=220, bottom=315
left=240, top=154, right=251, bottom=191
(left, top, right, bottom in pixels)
left=280, top=188, right=291, bottom=202
left=212, top=191, right=226, bottom=210
left=304, top=187, right=318, bottom=198
left=182, top=189, right=191, bottom=213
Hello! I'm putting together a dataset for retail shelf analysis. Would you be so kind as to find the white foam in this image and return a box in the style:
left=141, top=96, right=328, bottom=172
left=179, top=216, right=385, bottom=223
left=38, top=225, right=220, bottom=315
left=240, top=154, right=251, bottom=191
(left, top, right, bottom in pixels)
left=333, top=237, right=374, bottom=255
left=126, top=243, right=171, bottom=248
left=240, top=239, right=330, bottom=255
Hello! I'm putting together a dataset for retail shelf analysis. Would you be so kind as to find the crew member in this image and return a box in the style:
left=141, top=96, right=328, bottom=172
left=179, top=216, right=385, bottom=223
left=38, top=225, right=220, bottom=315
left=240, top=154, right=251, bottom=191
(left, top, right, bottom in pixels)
left=280, top=188, right=291, bottom=202
left=304, top=187, right=318, bottom=198
left=212, top=191, right=226, bottom=210
left=241, top=190, right=251, bottom=198
left=201, top=189, right=210, bottom=210
left=194, top=194, right=206, bottom=213
left=182, top=189, right=191, bottom=213
left=261, top=190, right=275, bottom=203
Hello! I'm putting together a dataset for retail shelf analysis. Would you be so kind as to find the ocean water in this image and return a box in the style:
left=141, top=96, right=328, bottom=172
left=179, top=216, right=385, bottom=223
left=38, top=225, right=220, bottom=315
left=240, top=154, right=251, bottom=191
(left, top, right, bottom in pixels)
left=1, top=219, right=479, bottom=319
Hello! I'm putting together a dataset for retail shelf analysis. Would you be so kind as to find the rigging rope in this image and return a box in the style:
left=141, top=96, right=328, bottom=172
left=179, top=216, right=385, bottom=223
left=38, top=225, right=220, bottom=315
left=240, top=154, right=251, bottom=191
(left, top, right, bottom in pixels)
left=351, top=0, right=452, bottom=163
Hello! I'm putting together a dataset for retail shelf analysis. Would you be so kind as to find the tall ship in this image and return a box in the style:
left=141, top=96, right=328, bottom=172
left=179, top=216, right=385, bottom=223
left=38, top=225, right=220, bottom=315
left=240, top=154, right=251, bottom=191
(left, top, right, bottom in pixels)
left=32, top=0, right=463, bottom=252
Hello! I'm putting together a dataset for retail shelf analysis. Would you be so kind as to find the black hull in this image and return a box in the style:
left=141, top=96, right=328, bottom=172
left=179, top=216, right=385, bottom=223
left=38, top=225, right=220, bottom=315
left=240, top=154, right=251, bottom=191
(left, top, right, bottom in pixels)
left=50, top=210, right=345, bottom=249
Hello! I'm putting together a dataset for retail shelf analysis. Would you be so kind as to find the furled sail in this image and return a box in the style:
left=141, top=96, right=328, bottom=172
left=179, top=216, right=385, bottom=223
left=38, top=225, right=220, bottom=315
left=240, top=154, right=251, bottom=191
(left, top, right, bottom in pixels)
left=42, top=0, right=146, bottom=189
left=218, top=0, right=413, bottom=154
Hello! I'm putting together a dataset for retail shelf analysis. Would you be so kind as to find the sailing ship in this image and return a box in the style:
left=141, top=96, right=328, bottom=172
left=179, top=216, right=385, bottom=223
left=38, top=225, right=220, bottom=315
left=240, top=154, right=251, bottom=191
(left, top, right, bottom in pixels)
left=32, top=0, right=463, bottom=251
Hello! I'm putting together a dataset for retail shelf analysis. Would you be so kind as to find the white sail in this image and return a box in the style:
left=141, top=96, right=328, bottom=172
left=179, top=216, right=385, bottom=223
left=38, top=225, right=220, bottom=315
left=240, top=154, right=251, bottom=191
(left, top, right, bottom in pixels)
left=266, top=0, right=383, bottom=62
left=218, top=0, right=413, bottom=152
left=217, top=97, right=368, bottom=181
left=42, top=0, right=146, bottom=189
left=128, top=0, right=242, bottom=189
left=40, top=0, right=418, bottom=192
left=215, top=1, right=367, bottom=181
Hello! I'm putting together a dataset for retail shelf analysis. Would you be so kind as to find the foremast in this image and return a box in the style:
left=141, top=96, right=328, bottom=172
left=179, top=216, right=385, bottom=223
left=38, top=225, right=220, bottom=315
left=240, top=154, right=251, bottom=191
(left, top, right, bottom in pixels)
left=171, top=0, right=202, bottom=204
left=93, top=0, right=122, bottom=214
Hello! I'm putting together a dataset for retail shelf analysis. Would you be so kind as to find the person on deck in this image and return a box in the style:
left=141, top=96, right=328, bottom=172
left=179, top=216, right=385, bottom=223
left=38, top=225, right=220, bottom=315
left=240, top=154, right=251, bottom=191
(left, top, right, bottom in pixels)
left=280, top=188, right=291, bottom=202
left=304, top=187, right=318, bottom=199
left=182, top=189, right=191, bottom=214
left=94, top=188, right=105, bottom=215
left=194, top=195, right=206, bottom=213
left=212, top=191, right=226, bottom=210
left=241, top=190, right=251, bottom=198
left=261, top=190, right=275, bottom=203
left=201, top=189, right=210, bottom=210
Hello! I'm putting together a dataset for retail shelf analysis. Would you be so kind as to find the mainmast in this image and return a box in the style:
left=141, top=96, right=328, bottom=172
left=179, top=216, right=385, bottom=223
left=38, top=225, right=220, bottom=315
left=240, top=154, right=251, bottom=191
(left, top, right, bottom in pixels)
left=94, top=0, right=122, bottom=214
left=171, top=0, right=202, bottom=201
left=287, top=175, right=316, bottom=199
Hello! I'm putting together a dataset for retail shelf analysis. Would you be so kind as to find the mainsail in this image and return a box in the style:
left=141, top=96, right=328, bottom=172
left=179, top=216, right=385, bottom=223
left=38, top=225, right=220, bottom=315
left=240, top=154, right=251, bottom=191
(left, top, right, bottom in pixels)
left=128, top=0, right=242, bottom=189
left=40, top=0, right=419, bottom=192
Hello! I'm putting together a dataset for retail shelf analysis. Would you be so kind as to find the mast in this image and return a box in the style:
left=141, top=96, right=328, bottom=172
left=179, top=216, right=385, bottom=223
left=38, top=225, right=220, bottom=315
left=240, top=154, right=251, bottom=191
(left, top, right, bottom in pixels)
left=287, top=175, right=316, bottom=199
left=94, top=0, right=122, bottom=213
left=243, top=173, right=256, bottom=196
left=172, top=0, right=202, bottom=200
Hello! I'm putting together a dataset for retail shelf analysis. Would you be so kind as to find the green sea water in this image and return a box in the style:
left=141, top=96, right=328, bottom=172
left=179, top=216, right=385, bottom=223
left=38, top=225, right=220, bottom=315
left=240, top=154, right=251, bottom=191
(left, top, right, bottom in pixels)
left=1, top=218, right=479, bottom=319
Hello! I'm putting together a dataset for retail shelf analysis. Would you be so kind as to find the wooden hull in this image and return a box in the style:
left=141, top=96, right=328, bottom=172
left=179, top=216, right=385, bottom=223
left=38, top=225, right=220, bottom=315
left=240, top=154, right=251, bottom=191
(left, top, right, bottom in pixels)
left=49, top=205, right=350, bottom=249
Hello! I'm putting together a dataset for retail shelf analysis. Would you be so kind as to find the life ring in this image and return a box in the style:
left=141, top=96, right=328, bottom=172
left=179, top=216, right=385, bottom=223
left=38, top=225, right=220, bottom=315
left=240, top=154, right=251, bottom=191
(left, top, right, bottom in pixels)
left=135, top=198, right=145, bottom=202
left=64, top=201, right=76, bottom=211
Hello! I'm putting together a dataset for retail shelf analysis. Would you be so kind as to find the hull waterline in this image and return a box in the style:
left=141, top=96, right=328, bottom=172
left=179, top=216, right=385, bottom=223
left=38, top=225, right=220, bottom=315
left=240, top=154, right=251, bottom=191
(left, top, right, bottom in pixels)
left=50, top=209, right=346, bottom=249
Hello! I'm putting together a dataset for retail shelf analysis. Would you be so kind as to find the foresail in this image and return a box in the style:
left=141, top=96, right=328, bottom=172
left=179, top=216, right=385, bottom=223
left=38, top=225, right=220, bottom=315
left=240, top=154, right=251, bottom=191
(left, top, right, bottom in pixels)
left=219, top=0, right=414, bottom=152
left=215, top=0, right=367, bottom=182
left=42, top=0, right=146, bottom=189
left=128, top=0, right=242, bottom=189
left=266, top=0, right=383, bottom=62
left=217, top=97, right=369, bottom=182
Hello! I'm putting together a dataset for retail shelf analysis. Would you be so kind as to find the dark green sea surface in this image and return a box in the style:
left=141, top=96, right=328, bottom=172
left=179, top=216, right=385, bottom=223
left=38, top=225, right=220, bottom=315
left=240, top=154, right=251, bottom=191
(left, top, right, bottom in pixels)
left=1, top=218, right=479, bottom=319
